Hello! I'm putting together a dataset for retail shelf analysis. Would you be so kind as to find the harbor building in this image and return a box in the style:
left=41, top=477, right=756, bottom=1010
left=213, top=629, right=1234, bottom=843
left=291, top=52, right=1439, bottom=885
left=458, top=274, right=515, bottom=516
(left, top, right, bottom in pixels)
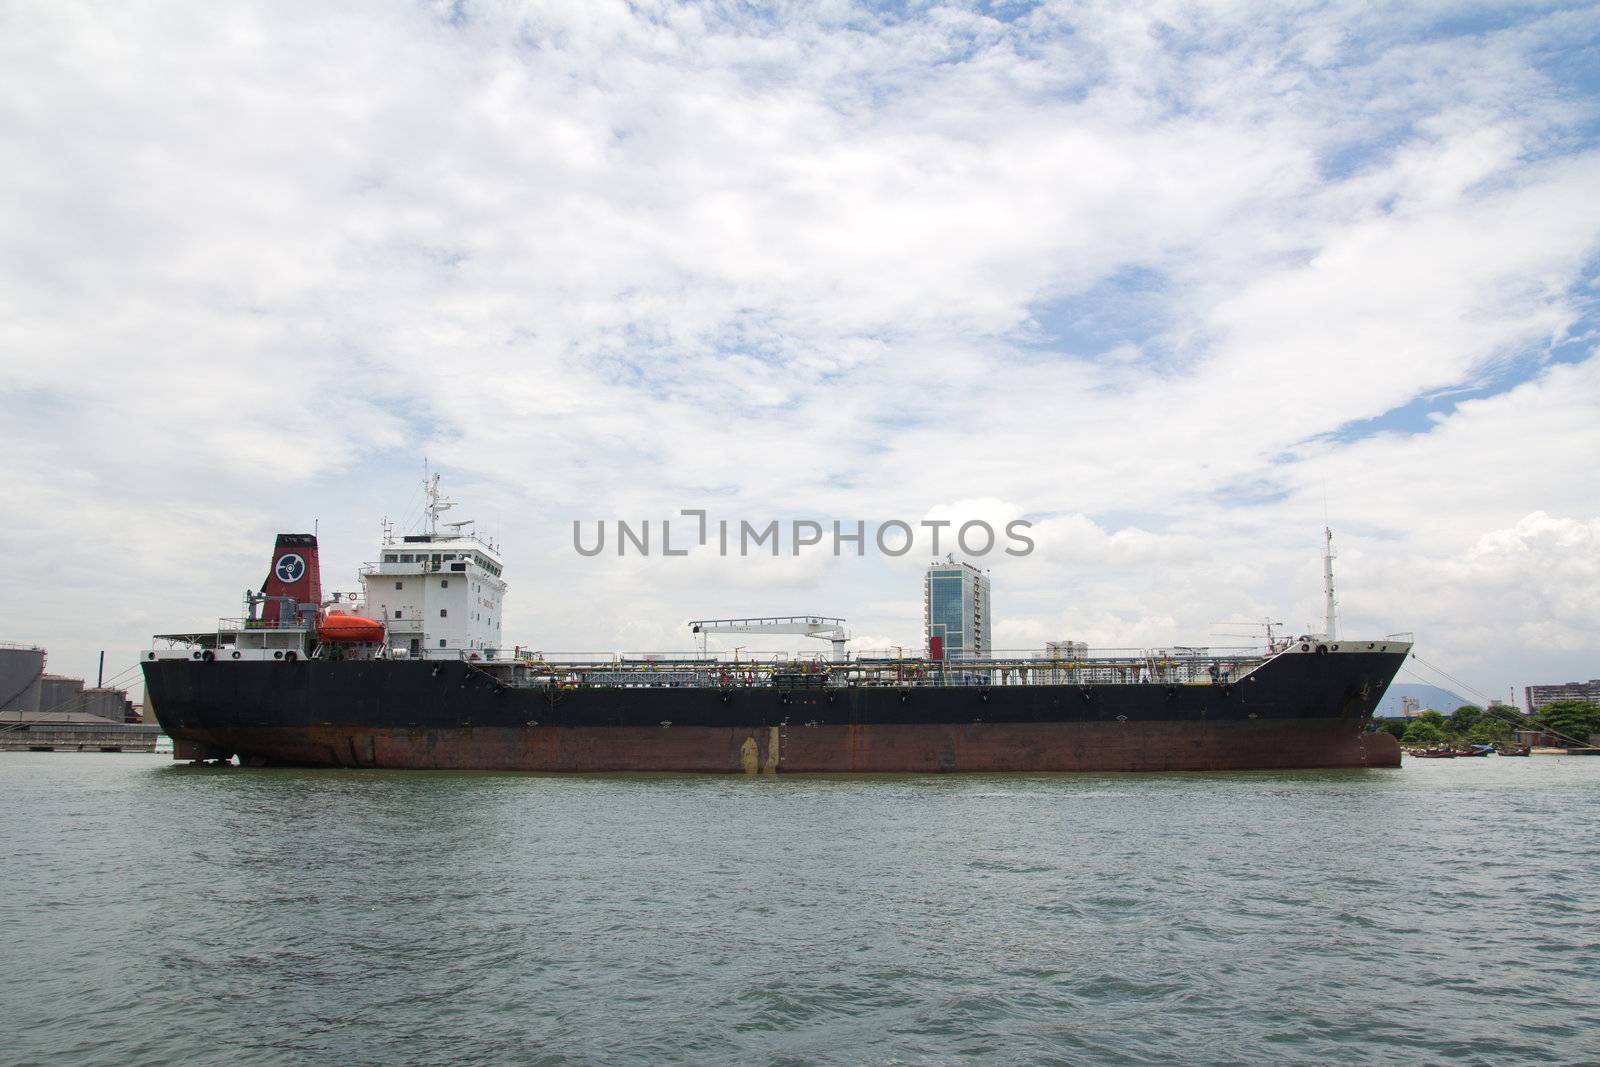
left=924, top=559, right=991, bottom=659
left=1526, top=679, right=1600, bottom=713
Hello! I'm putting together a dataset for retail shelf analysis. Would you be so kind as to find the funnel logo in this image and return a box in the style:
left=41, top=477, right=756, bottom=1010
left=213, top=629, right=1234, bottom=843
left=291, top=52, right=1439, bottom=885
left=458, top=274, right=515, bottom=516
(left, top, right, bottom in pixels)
left=275, top=554, right=306, bottom=583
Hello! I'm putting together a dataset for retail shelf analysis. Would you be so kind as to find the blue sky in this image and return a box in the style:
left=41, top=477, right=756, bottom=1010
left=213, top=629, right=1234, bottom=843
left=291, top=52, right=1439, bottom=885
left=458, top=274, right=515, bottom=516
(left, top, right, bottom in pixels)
left=2, top=0, right=1599, bottom=702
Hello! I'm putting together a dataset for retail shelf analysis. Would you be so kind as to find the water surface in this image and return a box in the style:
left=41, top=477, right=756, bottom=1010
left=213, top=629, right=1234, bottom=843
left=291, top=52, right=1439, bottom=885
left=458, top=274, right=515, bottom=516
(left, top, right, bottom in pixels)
left=2, top=754, right=1596, bottom=1065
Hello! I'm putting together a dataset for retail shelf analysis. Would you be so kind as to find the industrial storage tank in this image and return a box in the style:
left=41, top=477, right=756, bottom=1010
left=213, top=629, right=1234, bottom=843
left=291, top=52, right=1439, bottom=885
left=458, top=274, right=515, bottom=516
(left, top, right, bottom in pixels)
left=82, top=687, right=130, bottom=723
left=0, top=643, right=46, bottom=717
left=39, top=674, right=86, bottom=715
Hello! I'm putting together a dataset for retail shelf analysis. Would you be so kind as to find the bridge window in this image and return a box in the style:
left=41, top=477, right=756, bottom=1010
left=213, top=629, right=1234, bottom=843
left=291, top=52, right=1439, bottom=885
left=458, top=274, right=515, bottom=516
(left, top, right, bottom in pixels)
left=394, top=582, right=403, bottom=590
left=440, top=609, right=448, bottom=618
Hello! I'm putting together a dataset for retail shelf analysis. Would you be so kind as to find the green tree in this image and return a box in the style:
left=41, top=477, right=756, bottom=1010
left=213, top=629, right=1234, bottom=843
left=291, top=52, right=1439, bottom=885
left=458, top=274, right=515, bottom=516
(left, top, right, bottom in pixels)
left=1536, top=700, right=1600, bottom=746
left=1418, top=710, right=1447, bottom=730
left=1448, top=705, right=1483, bottom=735
left=1375, top=720, right=1407, bottom=740
left=1466, top=719, right=1511, bottom=745
left=1402, top=720, right=1445, bottom=744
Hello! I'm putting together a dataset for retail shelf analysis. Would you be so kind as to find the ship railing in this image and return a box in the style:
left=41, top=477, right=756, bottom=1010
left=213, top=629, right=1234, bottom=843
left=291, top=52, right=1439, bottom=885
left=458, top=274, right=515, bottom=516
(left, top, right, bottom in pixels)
left=361, top=554, right=493, bottom=577
left=469, top=646, right=1271, bottom=690
left=392, top=528, right=500, bottom=552
left=471, top=647, right=1271, bottom=666
left=218, top=618, right=312, bottom=632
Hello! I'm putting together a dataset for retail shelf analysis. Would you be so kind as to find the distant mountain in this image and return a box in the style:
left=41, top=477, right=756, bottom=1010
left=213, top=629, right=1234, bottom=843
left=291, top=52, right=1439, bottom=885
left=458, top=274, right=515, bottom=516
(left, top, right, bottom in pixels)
left=1375, top=683, right=1471, bottom=718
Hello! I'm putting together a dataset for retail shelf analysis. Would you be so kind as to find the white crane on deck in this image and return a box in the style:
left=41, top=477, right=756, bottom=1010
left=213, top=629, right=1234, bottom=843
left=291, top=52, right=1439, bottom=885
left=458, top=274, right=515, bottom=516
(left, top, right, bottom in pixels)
left=688, top=616, right=850, bottom=663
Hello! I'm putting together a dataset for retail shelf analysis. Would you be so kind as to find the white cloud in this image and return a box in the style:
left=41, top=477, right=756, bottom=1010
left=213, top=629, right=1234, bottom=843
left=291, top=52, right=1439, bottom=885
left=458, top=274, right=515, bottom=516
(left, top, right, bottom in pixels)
left=1, top=0, right=1597, bottom=698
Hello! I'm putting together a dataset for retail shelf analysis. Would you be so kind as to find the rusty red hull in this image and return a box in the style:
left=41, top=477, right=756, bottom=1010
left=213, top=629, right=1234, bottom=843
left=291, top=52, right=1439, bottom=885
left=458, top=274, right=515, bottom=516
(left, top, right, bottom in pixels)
left=171, top=719, right=1400, bottom=772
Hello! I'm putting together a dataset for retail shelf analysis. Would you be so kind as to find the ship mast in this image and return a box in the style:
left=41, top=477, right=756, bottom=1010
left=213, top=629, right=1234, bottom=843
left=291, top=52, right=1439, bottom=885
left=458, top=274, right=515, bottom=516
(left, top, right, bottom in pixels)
left=1322, top=526, right=1338, bottom=641
left=423, top=473, right=454, bottom=536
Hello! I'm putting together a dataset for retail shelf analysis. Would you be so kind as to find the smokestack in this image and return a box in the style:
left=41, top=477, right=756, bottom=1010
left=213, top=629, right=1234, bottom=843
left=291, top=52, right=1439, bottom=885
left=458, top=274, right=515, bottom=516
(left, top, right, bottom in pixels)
left=261, top=534, right=323, bottom=626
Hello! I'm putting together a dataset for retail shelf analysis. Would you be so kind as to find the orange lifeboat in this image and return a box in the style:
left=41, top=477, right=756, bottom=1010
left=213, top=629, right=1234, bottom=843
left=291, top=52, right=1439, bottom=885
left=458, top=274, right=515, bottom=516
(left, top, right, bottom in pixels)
left=317, top=611, right=385, bottom=644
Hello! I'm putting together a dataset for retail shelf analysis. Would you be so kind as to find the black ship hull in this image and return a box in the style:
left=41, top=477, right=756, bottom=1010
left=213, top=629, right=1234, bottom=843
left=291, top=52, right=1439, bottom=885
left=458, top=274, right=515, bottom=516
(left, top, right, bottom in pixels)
left=142, top=647, right=1406, bottom=772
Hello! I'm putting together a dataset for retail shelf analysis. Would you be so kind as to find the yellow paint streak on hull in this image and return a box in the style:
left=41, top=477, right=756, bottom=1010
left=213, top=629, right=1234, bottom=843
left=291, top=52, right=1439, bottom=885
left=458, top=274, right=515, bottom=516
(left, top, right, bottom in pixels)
left=764, top=726, right=780, bottom=774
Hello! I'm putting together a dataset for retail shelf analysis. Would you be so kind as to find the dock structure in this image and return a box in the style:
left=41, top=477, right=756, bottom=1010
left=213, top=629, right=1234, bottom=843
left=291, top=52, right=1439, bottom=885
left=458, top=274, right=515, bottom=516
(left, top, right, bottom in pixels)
left=2, top=641, right=148, bottom=747
left=0, top=721, right=163, bottom=753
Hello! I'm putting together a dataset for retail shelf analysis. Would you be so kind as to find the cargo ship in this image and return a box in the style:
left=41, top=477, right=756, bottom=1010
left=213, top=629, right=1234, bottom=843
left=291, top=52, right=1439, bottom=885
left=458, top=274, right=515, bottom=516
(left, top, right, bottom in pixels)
left=141, top=480, right=1409, bottom=772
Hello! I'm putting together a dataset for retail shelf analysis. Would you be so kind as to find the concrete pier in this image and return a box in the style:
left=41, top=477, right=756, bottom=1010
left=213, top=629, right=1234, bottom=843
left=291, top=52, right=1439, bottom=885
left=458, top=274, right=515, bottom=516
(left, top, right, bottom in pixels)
left=0, top=722, right=163, bottom=753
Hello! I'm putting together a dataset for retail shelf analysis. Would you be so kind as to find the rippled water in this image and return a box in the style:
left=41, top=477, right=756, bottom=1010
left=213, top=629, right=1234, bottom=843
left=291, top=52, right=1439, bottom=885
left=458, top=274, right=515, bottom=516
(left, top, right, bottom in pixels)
left=2, top=754, right=1597, bottom=1066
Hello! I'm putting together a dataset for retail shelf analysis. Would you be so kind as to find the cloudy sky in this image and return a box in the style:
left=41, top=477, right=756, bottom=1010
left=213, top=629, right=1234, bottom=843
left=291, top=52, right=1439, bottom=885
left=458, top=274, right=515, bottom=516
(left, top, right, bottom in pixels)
left=3, top=0, right=1598, bottom=705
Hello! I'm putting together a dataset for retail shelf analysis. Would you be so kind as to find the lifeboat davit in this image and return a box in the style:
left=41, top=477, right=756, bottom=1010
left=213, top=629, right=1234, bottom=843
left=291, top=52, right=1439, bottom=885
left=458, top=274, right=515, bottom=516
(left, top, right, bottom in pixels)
left=317, top=611, right=385, bottom=644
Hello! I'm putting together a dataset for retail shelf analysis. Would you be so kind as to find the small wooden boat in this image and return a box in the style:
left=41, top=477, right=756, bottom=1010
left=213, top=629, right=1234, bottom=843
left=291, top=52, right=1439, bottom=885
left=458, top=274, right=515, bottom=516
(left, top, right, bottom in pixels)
left=1409, top=748, right=1456, bottom=758
left=1453, top=746, right=1493, bottom=757
left=1496, top=744, right=1531, bottom=756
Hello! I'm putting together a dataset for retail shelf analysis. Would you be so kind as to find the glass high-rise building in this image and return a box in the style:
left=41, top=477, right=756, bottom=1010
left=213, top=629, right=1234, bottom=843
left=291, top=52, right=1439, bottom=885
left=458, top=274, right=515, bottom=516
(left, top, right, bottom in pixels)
left=924, top=560, right=991, bottom=659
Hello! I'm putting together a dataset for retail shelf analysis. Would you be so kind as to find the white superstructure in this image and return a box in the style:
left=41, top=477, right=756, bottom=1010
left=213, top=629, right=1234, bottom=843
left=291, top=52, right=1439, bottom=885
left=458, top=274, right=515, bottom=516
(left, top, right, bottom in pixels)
left=360, top=476, right=507, bottom=657
left=145, top=475, right=510, bottom=665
